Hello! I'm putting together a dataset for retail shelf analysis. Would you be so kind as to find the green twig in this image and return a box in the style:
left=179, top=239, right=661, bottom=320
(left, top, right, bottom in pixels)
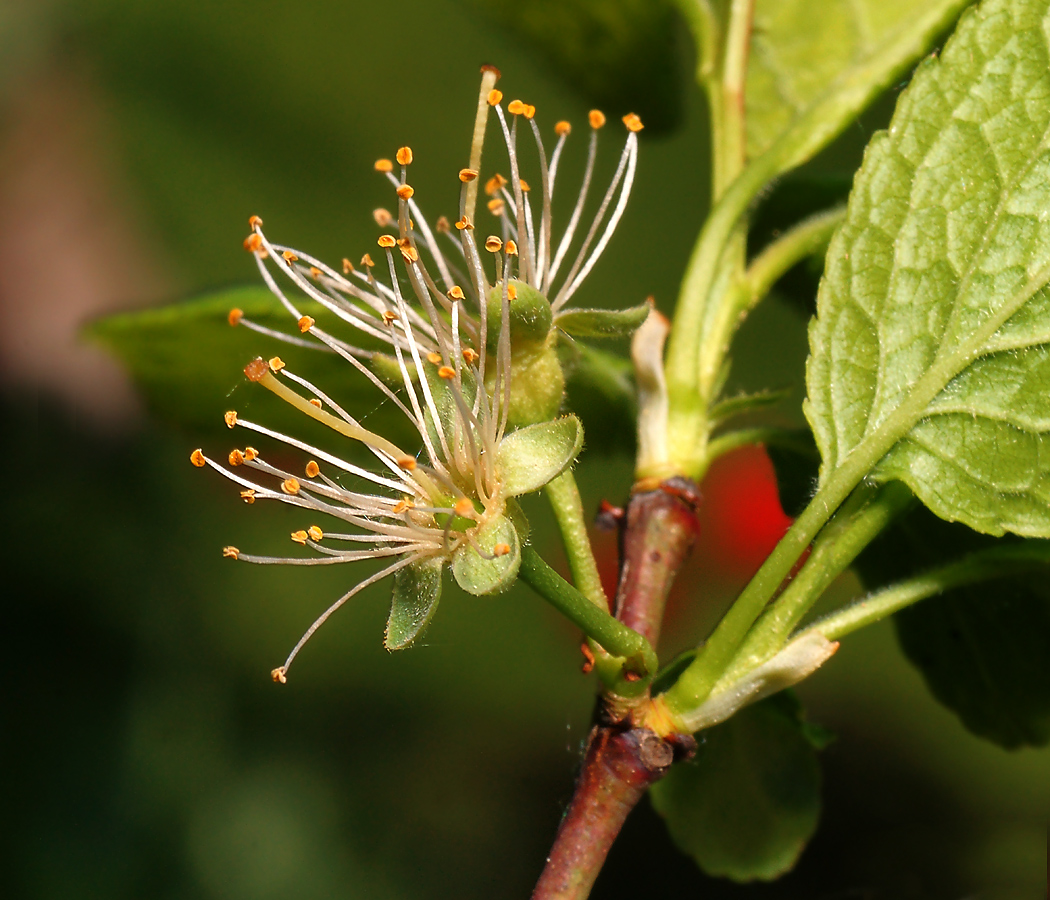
left=518, top=546, right=657, bottom=682
left=743, top=205, right=846, bottom=310
left=808, top=543, right=1050, bottom=642
left=544, top=470, right=609, bottom=610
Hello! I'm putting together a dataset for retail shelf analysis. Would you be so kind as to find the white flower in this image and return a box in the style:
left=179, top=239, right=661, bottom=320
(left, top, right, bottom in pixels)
left=191, top=67, right=641, bottom=681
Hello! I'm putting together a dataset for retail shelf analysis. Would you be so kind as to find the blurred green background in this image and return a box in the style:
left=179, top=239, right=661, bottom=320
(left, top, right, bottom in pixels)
left=1, top=1, right=1045, bottom=898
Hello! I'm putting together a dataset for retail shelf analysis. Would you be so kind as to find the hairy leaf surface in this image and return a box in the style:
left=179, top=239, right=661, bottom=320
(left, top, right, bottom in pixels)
left=746, top=0, right=970, bottom=170
left=807, top=0, right=1050, bottom=536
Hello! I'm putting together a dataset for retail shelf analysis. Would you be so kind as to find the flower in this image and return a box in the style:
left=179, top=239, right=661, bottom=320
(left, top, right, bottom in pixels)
left=192, top=66, right=641, bottom=681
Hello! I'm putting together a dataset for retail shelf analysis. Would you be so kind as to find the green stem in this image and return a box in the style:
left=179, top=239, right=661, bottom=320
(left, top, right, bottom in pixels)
left=519, top=546, right=658, bottom=681
left=659, top=446, right=878, bottom=716
left=808, top=543, right=1050, bottom=642
left=544, top=471, right=608, bottom=610
left=721, top=481, right=913, bottom=680
left=743, top=205, right=846, bottom=310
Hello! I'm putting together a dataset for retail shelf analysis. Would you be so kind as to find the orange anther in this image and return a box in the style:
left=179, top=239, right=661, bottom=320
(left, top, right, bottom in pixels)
left=454, top=497, right=475, bottom=517
left=298, top=315, right=315, bottom=332
left=487, top=89, right=503, bottom=106
left=589, top=109, right=606, bottom=129
left=282, top=250, right=298, bottom=263
left=484, top=236, right=503, bottom=253
left=374, top=158, right=394, bottom=173
left=240, top=489, right=256, bottom=504
left=282, top=477, right=301, bottom=495
left=244, top=447, right=258, bottom=461
left=361, top=253, right=375, bottom=267
left=229, top=449, right=245, bottom=466
left=308, top=526, right=324, bottom=542
left=436, top=215, right=450, bottom=233
left=555, top=120, right=571, bottom=136
left=426, top=351, right=442, bottom=365
left=396, top=183, right=414, bottom=200
left=373, top=208, right=393, bottom=227
left=249, top=215, right=263, bottom=229
left=396, top=146, right=413, bottom=166
left=462, top=348, right=479, bottom=365
left=271, top=667, right=287, bottom=684
left=523, top=104, right=536, bottom=119
left=228, top=308, right=243, bottom=327
left=244, top=358, right=268, bottom=381
left=243, top=233, right=262, bottom=252
left=507, top=99, right=525, bottom=116
left=507, top=284, right=518, bottom=300
left=485, top=173, right=507, bottom=196
left=447, top=285, right=465, bottom=301
left=309, top=266, right=322, bottom=278
left=505, top=240, right=518, bottom=256
left=382, top=310, right=399, bottom=325
left=399, top=244, right=419, bottom=263
left=487, top=198, right=505, bottom=215
left=224, top=410, right=238, bottom=429
left=438, top=365, right=455, bottom=379
left=305, top=460, right=321, bottom=478
left=190, top=449, right=206, bottom=468
left=622, top=112, right=644, bottom=133
left=397, top=456, right=418, bottom=471
left=268, top=356, right=285, bottom=373
left=223, top=546, right=240, bottom=559
left=378, top=234, right=397, bottom=249
left=342, top=258, right=354, bottom=274
left=518, top=178, right=531, bottom=192
left=454, top=216, right=473, bottom=231
left=291, top=529, right=308, bottom=545
left=308, top=398, right=322, bottom=408
left=392, top=499, right=409, bottom=514
left=459, top=168, right=478, bottom=182
left=493, top=542, right=511, bottom=557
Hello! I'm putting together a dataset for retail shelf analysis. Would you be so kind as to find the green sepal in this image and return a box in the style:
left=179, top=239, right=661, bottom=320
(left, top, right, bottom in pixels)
left=554, top=304, right=651, bottom=340
left=451, top=514, right=521, bottom=595
left=497, top=416, right=584, bottom=497
left=553, top=302, right=650, bottom=339
left=384, top=556, right=444, bottom=650
left=487, top=279, right=553, bottom=348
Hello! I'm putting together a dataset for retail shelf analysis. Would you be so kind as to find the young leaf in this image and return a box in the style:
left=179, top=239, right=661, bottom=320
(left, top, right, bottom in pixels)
left=451, top=514, right=521, bottom=595
left=385, top=557, right=444, bottom=650
left=746, top=0, right=970, bottom=172
left=497, top=416, right=584, bottom=497
left=855, top=506, right=1050, bottom=748
left=650, top=692, right=821, bottom=882
left=807, top=0, right=1050, bottom=537
left=553, top=303, right=650, bottom=339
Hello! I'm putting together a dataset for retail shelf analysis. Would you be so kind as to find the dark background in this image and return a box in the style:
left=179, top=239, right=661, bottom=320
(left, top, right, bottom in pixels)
left=1, top=1, right=1045, bottom=898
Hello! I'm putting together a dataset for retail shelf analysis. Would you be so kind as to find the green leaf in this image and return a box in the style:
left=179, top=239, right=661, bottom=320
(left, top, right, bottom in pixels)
left=553, top=303, right=650, bottom=339
left=385, top=557, right=444, bottom=650
left=746, top=0, right=970, bottom=171
left=650, top=692, right=821, bottom=882
left=86, top=287, right=401, bottom=438
left=855, top=506, right=1050, bottom=748
left=497, top=416, right=584, bottom=497
left=709, top=388, right=792, bottom=427
left=461, top=0, right=685, bottom=134
left=451, top=514, right=521, bottom=595
left=806, top=0, right=1050, bottom=538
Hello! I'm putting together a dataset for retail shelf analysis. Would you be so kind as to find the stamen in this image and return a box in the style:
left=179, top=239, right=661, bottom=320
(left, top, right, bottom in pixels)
left=240, top=489, right=256, bottom=504
left=223, top=546, right=240, bottom=559
left=374, top=159, right=394, bottom=172
left=374, top=208, right=394, bottom=227
left=342, top=258, right=355, bottom=274
left=308, top=526, right=324, bottom=541
left=459, top=169, right=478, bottom=182
left=589, top=110, right=606, bottom=129
left=225, top=410, right=238, bottom=428
left=291, top=530, right=309, bottom=545
left=396, top=146, right=413, bottom=166
left=305, top=460, right=321, bottom=478
left=396, top=184, right=414, bottom=200
left=282, top=478, right=301, bottom=495
left=249, top=215, right=263, bottom=228
left=269, top=357, right=286, bottom=373
left=190, top=449, right=206, bottom=467
left=298, top=316, right=315, bottom=332
left=228, top=308, right=243, bottom=326
left=229, top=449, right=246, bottom=466
left=447, top=285, right=465, bottom=301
